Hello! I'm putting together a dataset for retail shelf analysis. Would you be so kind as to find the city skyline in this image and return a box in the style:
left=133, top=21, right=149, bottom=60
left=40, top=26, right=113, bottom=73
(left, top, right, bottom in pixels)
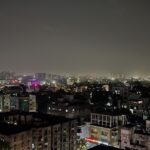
left=0, top=0, right=150, bottom=75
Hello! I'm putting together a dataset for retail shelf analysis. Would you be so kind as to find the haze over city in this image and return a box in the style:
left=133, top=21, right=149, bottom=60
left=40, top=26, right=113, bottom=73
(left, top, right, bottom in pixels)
left=0, top=1, right=150, bottom=150
left=0, top=0, right=150, bottom=75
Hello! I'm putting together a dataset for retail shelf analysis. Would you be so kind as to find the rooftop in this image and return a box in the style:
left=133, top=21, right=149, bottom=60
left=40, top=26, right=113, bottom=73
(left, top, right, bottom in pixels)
left=32, top=113, right=74, bottom=127
left=0, top=111, right=75, bottom=135
left=0, top=123, right=31, bottom=135
left=0, top=111, right=73, bottom=124
left=134, top=130, right=150, bottom=136
left=121, top=124, right=134, bottom=129
left=91, top=109, right=129, bottom=116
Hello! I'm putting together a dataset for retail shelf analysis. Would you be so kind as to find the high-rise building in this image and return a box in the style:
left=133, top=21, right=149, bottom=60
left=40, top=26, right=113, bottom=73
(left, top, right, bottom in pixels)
left=0, top=112, right=78, bottom=150
left=0, top=94, right=37, bottom=113
left=0, top=123, right=32, bottom=150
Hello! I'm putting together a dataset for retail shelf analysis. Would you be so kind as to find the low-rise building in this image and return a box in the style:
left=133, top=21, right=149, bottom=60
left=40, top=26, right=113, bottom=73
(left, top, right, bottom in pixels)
left=128, top=97, right=149, bottom=117
left=0, top=94, right=37, bottom=113
left=48, top=102, right=90, bottom=119
left=29, top=95, right=36, bottom=112
left=121, top=124, right=150, bottom=150
left=86, top=109, right=127, bottom=148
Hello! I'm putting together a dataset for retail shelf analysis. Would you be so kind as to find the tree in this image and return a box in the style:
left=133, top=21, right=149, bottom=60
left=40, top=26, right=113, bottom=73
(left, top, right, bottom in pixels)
left=77, top=139, right=87, bottom=150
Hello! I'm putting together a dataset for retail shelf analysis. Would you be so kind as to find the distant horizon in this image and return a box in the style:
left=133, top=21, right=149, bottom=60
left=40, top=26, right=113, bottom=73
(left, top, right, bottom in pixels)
left=0, top=70, right=149, bottom=78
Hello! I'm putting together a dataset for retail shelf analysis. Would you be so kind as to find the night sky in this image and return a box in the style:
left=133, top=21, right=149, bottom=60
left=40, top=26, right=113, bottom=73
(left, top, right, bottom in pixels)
left=0, top=0, right=150, bottom=76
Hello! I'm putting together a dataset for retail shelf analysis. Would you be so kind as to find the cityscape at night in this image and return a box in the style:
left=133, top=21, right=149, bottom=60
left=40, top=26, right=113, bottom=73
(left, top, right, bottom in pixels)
left=0, top=0, right=150, bottom=150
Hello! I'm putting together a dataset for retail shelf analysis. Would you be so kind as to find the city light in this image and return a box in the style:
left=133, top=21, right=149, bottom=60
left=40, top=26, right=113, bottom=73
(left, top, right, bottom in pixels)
left=0, top=0, right=149, bottom=149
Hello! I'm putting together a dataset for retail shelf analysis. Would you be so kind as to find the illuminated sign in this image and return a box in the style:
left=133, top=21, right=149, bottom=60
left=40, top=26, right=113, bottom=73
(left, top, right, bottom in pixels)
left=85, top=137, right=100, bottom=144
left=85, top=137, right=108, bottom=145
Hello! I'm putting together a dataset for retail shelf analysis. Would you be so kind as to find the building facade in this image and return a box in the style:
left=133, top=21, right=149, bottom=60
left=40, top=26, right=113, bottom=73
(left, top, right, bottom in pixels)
left=0, top=112, right=77, bottom=150
left=86, top=110, right=127, bottom=148
left=121, top=124, right=150, bottom=150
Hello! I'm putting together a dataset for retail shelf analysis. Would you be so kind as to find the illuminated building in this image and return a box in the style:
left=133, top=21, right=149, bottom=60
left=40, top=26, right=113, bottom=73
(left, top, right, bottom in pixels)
left=0, top=124, right=32, bottom=150
left=146, top=119, right=150, bottom=133
left=77, top=123, right=90, bottom=140
left=29, top=95, right=36, bottom=112
left=111, top=73, right=126, bottom=80
left=47, top=95, right=90, bottom=119
left=86, top=110, right=127, bottom=148
left=31, top=80, right=41, bottom=91
left=32, top=117, right=77, bottom=150
left=48, top=103, right=90, bottom=119
left=3, top=95, right=11, bottom=112
left=102, top=84, right=110, bottom=92
left=0, top=112, right=78, bottom=150
left=10, top=96, right=19, bottom=110
left=19, top=96, right=29, bottom=112
left=67, top=77, right=77, bottom=85
left=0, top=94, right=36, bottom=112
left=128, top=97, right=149, bottom=117
left=47, top=94, right=90, bottom=119
left=0, top=96, right=3, bottom=112
left=0, top=95, right=11, bottom=112
left=121, top=123, right=150, bottom=150
left=111, top=83, right=129, bottom=99
left=0, top=79, right=9, bottom=85
left=0, top=95, right=19, bottom=112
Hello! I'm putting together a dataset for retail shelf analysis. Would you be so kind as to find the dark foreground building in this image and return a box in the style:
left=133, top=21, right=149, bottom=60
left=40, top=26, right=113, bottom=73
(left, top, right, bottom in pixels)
left=88, top=144, right=120, bottom=150
left=0, top=111, right=77, bottom=150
